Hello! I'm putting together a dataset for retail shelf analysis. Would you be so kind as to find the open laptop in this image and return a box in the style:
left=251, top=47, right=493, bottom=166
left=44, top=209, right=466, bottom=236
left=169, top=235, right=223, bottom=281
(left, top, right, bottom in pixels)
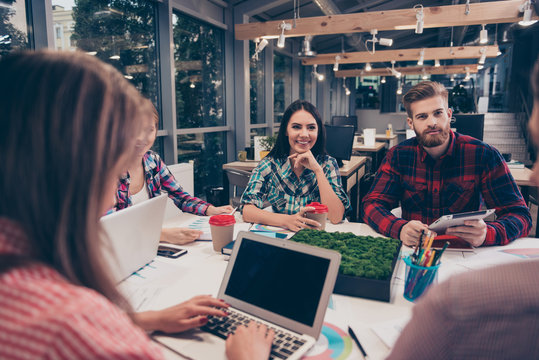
left=154, top=231, right=341, bottom=360
left=100, top=194, right=167, bottom=283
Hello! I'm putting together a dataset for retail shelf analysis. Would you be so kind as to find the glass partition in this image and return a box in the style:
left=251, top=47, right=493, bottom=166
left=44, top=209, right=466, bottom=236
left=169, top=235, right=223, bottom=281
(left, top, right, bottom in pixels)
left=274, top=52, right=292, bottom=124
left=173, top=11, right=225, bottom=129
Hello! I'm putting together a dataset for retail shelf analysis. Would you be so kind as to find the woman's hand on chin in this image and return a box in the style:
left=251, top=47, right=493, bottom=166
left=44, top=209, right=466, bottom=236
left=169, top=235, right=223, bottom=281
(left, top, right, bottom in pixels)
left=288, top=151, right=322, bottom=173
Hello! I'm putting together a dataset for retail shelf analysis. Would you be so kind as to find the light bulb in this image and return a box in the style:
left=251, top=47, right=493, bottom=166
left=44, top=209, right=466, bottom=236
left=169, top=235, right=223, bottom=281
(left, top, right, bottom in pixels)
left=381, top=76, right=386, bottom=84
left=435, top=59, right=440, bottom=67
left=365, top=62, right=372, bottom=71
left=418, top=49, right=424, bottom=66
left=479, top=24, right=488, bottom=44
left=519, top=1, right=538, bottom=26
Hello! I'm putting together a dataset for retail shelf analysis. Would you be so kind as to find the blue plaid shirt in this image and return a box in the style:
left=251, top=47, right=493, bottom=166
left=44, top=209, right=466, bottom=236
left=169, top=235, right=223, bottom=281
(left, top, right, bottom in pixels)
left=240, top=154, right=351, bottom=216
left=115, top=151, right=209, bottom=215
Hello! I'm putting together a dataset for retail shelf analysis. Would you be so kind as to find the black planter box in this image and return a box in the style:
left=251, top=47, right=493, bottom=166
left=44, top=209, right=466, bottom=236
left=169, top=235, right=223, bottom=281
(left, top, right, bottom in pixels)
left=333, top=242, right=401, bottom=302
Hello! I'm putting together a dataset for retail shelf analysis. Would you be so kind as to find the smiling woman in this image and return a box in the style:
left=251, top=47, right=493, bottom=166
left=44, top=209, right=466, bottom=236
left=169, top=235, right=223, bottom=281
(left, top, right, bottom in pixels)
left=240, top=100, right=351, bottom=232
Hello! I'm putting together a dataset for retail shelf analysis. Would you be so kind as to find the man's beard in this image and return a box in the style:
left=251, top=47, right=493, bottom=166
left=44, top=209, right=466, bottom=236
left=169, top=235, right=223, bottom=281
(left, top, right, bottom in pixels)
left=415, top=125, right=450, bottom=148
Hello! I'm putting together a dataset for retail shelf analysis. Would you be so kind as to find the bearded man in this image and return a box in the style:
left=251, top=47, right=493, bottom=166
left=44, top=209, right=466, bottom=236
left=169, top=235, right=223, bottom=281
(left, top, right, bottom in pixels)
left=362, top=81, right=531, bottom=247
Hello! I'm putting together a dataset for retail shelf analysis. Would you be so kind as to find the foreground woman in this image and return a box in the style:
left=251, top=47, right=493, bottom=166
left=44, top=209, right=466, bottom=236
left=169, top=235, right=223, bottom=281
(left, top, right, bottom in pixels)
left=0, top=51, right=271, bottom=359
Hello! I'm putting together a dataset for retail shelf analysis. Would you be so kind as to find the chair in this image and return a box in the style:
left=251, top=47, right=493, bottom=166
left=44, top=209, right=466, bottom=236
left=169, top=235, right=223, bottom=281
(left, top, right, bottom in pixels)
left=224, top=168, right=252, bottom=207
left=164, top=162, right=194, bottom=220
left=332, top=116, right=358, bottom=134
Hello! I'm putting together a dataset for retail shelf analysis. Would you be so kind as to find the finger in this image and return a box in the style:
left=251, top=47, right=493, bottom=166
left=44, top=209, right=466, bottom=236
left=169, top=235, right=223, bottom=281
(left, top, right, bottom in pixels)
left=188, top=305, right=228, bottom=318
left=463, top=220, right=481, bottom=227
left=190, top=295, right=230, bottom=308
left=299, top=206, right=315, bottom=215
left=447, top=226, right=476, bottom=234
left=171, top=315, right=208, bottom=333
left=304, top=219, right=321, bottom=228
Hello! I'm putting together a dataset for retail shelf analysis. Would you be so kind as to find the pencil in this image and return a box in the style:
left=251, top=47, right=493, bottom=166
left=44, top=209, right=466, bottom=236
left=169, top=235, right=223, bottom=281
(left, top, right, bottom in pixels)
left=348, top=326, right=369, bottom=359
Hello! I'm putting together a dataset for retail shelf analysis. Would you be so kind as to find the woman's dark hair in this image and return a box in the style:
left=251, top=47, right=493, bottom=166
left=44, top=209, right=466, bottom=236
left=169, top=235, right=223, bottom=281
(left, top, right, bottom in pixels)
left=268, top=99, right=327, bottom=159
left=0, top=50, right=152, bottom=308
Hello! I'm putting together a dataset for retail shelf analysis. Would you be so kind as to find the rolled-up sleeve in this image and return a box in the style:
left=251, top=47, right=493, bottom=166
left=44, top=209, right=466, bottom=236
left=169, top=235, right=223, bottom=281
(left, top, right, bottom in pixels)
left=324, top=157, right=351, bottom=216
left=239, top=160, right=269, bottom=212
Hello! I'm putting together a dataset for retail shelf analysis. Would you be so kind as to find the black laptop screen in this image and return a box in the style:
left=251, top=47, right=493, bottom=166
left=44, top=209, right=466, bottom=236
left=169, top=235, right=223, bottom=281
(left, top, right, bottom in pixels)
left=224, top=238, right=330, bottom=326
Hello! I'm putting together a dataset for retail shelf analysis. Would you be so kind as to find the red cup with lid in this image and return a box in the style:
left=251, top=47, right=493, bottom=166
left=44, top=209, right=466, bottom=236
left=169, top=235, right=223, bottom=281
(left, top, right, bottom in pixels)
left=304, top=202, right=328, bottom=230
left=209, top=214, right=236, bottom=252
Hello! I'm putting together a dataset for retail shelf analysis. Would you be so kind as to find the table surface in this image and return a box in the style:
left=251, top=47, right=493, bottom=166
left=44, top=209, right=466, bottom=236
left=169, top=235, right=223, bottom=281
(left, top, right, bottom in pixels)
left=353, top=141, right=386, bottom=152
left=358, top=134, right=398, bottom=140
left=510, top=167, right=534, bottom=187
left=119, top=212, right=538, bottom=360
left=223, top=156, right=367, bottom=178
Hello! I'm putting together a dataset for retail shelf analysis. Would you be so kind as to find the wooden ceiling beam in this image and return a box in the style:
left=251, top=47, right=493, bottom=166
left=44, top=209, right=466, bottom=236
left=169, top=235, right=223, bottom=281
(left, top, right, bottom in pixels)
left=335, top=64, right=479, bottom=78
left=301, top=45, right=499, bottom=65
left=234, top=1, right=537, bottom=40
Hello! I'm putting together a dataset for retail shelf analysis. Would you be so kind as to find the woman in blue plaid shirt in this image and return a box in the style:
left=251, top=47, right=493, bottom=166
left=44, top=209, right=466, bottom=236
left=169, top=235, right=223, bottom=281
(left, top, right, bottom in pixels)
left=241, top=100, right=350, bottom=231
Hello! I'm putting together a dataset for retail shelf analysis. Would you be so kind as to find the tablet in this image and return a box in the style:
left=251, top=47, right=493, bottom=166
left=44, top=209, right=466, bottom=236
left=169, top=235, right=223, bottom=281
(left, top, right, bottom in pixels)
left=428, top=209, right=495, bottom=233
left=431, top=235, right=474, bottom=251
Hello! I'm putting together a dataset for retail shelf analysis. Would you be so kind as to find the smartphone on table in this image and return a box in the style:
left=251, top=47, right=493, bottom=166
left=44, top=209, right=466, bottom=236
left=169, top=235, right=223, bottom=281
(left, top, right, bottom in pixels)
left=157, top=243, right=188, bottom=258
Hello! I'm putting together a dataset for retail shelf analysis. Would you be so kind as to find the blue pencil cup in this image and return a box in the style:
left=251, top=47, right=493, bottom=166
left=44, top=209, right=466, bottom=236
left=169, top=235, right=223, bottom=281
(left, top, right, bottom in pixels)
left=403, top=255, right=440, bottom=302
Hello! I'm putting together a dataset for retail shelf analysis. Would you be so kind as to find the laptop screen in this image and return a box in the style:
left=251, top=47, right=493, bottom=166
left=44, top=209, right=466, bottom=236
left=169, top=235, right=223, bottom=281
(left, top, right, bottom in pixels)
left=224, top=238, right=330, bottom=327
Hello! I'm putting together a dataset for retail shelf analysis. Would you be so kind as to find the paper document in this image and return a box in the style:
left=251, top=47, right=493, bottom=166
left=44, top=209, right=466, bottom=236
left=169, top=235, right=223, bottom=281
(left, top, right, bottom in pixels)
left=185, top=217, right=212, bottom=240
left=371, top=315, right=412, bottom=349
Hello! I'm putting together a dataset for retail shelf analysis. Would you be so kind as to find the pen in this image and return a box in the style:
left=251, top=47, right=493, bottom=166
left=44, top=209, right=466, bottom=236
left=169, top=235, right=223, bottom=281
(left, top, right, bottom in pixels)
left=348, top=326, right=368, bottom=359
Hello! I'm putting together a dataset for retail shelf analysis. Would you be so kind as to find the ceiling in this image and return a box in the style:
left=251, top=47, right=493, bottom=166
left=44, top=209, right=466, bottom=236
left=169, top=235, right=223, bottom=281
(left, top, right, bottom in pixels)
left=231, top=0, right=518, bottom=56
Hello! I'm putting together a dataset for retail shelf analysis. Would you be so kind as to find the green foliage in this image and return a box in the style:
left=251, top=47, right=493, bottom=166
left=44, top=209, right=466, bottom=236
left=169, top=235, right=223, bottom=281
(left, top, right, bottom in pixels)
left=259, top=135, right=278, bottom=151
left=0, top=6, right=29, bottom=58
left=291, top=229, right=400, bottom=280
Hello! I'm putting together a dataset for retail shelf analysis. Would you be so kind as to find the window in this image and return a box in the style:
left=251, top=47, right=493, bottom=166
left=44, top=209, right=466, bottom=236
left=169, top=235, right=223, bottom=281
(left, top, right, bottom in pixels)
left=299, top=64, right=312, bottom=102
left=249, top=41, right=265, bottom=125
left=173, top=11, right=225, bottom=129
left=274, top=52, right=292, bottom=124
left=0, top=0, right=32, bottom=58
left=173, top=11, right=227, bottom=197
left=53, top=1, right=161, bottom=112
left=177, top=132, right=227, bottom=196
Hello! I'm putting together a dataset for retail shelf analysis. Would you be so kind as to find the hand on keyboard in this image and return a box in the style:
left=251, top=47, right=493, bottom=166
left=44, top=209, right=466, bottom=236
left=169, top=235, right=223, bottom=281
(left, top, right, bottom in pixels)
left=225, top=323, right=274, bottom=360
left=134, top=295, right=229, bottom=333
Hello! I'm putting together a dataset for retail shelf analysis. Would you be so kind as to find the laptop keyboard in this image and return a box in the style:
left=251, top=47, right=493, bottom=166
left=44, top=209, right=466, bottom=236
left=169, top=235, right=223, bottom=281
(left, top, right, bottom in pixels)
left=201, top=308, right=308, bottom=359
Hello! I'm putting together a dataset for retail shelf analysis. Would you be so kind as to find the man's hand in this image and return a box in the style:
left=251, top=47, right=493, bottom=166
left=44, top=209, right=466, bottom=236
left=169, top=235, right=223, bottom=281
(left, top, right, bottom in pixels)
left=445, top=219, right=487, bottom=247
left=400, top=220, right=430, bottom=247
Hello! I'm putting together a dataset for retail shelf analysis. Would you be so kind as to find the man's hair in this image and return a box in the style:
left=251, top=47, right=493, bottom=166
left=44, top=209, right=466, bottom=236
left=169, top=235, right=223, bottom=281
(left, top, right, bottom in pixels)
left=402, top=81, right=448, bottom=118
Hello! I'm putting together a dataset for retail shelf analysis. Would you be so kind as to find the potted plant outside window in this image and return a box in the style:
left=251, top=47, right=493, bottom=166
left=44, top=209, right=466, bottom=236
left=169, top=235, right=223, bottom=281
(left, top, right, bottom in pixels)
left=258, top=135, right=277, bottom=159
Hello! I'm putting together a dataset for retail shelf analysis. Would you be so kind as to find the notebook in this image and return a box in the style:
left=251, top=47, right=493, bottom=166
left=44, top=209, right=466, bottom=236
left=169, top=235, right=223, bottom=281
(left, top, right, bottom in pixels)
left=154, top=231, right=341, bottom=360
left=100, top=194, right=167, bottom=283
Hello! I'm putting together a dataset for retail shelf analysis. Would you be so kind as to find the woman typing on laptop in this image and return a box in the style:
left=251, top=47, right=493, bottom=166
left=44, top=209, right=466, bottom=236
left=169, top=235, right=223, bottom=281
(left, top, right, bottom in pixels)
left=113, top=105, right=233, bottom=245
left=0, top=51, right=272, bottom=359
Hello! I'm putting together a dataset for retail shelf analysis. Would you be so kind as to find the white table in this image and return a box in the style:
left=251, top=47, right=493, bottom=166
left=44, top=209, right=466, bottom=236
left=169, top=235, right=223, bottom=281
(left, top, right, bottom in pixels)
left=121, top=213, right=538, bottom=360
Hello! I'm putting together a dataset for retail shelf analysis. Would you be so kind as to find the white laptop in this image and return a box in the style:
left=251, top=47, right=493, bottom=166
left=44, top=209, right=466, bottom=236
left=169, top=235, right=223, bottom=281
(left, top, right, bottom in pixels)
left=154, top=231, right=341, bottom=360
left=100, top=194, right=167, bottom=283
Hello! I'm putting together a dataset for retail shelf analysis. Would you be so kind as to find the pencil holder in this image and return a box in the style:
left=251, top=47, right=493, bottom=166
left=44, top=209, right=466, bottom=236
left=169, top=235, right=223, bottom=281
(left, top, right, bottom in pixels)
left=403, top=255, right=440, bottom=302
